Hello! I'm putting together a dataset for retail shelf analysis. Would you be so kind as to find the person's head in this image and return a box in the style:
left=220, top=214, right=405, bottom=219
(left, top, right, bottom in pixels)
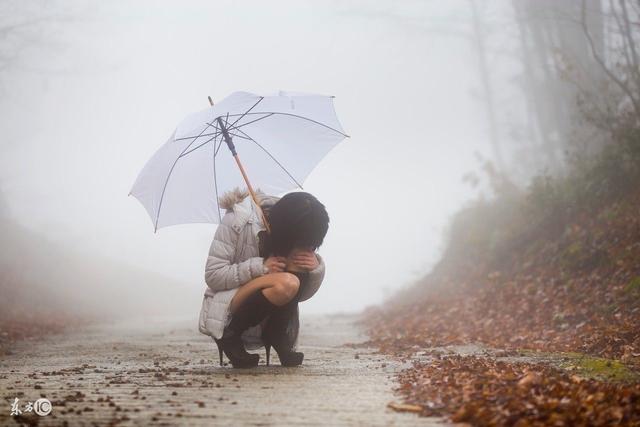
left=263, top=192, right=329, bottom=257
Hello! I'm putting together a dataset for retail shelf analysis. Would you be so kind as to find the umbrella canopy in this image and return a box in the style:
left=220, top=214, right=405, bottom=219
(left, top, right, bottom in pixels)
left=130, top=91, right=348, bottom=231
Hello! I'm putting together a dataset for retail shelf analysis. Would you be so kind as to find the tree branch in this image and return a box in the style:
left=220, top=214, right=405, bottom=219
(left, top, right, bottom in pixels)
left=581, top=0, right=640, bottom=116
left=619, top=0, right=640, bottom=70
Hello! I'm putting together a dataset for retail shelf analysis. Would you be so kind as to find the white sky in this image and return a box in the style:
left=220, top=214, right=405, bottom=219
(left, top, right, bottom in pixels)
left=0, top=0, right=520, bottom=314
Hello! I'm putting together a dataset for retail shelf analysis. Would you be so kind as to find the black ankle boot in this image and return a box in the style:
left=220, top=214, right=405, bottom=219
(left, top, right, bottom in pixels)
left=214, top=336, right=258, bottom=368
left=262, top=300, right=304, bottom=367
left=216, top=290, right=277, bottom=368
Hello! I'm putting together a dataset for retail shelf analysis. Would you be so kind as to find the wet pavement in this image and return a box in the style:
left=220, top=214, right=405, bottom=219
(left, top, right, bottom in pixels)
left=0, top=313, right=444, bottom=426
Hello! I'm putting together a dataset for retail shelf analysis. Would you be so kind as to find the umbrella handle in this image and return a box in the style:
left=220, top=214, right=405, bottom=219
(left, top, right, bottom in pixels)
left=209, top=96, right=272, bottom=234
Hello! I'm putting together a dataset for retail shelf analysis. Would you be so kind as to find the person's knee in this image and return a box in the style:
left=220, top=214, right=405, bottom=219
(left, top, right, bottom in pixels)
left=271, top=273, right=300, bottom=303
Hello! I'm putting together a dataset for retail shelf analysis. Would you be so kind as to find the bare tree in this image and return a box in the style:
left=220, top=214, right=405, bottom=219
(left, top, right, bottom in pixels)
left=470, top=0, right=505, bottom=174
left=581, top=0, right=640, bottom=116
left=510, top=0, right=612, bottom=173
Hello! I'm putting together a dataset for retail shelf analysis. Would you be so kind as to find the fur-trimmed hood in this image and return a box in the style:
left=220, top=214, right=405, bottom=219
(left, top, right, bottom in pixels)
left=218, top=187, right=279, bottom=211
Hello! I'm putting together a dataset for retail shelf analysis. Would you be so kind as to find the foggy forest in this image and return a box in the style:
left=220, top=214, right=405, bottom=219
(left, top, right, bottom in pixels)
left=1, top=1, right=639, bottom=426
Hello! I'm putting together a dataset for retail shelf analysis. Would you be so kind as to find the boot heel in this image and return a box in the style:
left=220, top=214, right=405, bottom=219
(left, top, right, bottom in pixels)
left=213, top=339, right=224, bottom=366
left=265, top=344, right=271, bottom=366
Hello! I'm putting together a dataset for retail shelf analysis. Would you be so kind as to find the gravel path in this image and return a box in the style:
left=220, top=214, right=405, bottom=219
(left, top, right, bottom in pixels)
left=0, top=313, right=443, bottom=426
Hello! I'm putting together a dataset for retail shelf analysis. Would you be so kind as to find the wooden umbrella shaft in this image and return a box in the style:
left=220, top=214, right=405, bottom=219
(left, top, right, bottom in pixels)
left=209, top=98, right=271, bottom=233
left=232, top=154, right=271, bottom=234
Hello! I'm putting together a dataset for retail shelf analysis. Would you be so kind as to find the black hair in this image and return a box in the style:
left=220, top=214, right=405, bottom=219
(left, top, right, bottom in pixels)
left=261, top=192, right=329, bottom=257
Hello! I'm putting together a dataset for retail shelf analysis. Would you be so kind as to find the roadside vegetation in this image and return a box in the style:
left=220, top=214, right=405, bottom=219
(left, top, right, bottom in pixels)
left=365, top=2, right=640, bottom=425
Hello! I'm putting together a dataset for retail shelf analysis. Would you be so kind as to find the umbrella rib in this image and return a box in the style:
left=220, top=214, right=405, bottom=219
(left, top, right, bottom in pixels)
left=234, top=127, right=304, bottom=190
left=227, top=113, right=274, bottom=130
left=175, top=129, right=250, bottom=157
left=226, top=97, right=264, bottom=130
left=228, top=131, right=250, bottom=140
left=178, top=130, right=222, bottom=158
left=214, top=133, right=224, bottom=156
left=177, top=114, right=272, bottom=141
left=154, top=122, right=215, bottom=231
left=174, top=98, right=262, bottom=142
left=227, top=111, right=349, bottom=137
left=177, top=107, right=347, bottom=143
left=202, top=122, right=250, bottom=141
left=175, top=131, right=218, bottom=142
left=177, top=126, right=250, bottom=160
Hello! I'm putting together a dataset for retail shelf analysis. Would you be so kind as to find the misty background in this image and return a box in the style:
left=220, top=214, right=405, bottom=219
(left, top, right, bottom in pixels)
left=0, top=0, right=609, bottom=318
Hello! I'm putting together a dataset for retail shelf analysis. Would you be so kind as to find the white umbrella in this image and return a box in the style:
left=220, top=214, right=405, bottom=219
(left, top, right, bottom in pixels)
left=130, top=91, right=348, bottom=231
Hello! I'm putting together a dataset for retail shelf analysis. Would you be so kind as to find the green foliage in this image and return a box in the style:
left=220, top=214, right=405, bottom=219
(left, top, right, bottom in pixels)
left=624, top=277, right=640, bottom=298
left=526, top=173, right=569, bottom=230
left=559, top=353, right=639, bottom=383
left=516, top=350, right=639, bottom=383
left=526, top=118, right=640, bottom=227
left=445, top=116, right=639, bottom=270
left=559, top=240, right=609, bottom=271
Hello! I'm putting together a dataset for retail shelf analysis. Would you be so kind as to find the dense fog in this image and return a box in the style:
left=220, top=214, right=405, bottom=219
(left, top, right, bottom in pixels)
left=0, top=0, right=618, bottom=318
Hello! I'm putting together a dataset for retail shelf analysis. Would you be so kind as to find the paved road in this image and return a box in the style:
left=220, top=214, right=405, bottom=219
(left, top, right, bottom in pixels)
left=0, top=314, right=442, bottom=426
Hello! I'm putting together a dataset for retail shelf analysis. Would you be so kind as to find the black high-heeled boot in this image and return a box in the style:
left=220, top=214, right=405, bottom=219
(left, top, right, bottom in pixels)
left=215, top=290, right=277, bottom=368
left=214, top=336, right=258, bottom=368
left=262, top=299, right=304, bottom=367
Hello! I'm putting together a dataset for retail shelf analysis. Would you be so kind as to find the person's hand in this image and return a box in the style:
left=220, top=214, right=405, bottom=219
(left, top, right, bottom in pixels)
left=290, top=250, right=319, bottom=271
left=263, top=256, right=286, bottom=274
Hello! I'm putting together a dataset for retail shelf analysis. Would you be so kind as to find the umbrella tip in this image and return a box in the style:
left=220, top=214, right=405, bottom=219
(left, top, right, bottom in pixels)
left=207, top=96, right=214, bottom=106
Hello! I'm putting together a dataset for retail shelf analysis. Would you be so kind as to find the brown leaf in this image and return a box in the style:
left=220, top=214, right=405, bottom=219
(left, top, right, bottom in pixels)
left=517, top=372, right=542, bottom=389
left=387, top=402, right=423, bottom=413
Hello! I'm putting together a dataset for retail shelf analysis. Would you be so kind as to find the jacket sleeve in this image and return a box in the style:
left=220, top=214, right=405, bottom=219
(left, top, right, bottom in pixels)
left=204, top=221, right=266, bottom=292
left=297, top=254, right=325, bottom=302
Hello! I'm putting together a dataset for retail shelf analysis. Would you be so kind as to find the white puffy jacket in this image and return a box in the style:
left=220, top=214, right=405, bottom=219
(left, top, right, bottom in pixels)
left=198, top=189, right=326, bottom=350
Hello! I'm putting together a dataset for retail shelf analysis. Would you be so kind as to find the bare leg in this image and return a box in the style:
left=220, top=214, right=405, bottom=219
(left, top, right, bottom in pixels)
left=230, top=272, right=300, bottom=313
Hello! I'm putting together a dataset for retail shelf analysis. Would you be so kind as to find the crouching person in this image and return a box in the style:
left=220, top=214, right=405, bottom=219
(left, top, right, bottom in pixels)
left=198, top=189, right=329, bottom=368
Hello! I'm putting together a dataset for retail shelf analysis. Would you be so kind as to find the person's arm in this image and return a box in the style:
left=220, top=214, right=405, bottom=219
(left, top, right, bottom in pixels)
left=297, top=253, right=325, bottom=302
left=204, top=220, right=266, bottom=292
